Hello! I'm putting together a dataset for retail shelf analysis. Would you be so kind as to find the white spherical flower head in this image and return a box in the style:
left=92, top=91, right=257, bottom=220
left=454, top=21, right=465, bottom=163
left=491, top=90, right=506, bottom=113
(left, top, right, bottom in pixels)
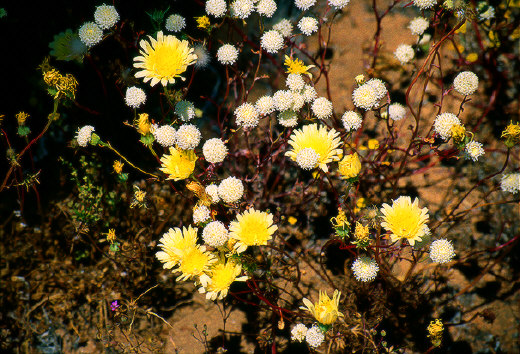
left=305, top=325, right=325, bottom=348
left=78, top=22, right=103, bottom=47
left=94, top=4, right=119, bottom=30
left=261, top=30, right=284, bottom=54
left=255, top=96, right=275, bottom=116
left=153, top=125, right=177, bottom=147
left=218, top=177, right=244, bottom=203
left=465, top=141, right=485, bottom=162
left=217, top=44, right=239, bottom=65
left=202, top=221, right=229, bottom=247
left=366, top=78, right=387, bottom=101
left=286, top=73, right=305, bottom=92
left=388, top=103, right=406, bottom=121
left=303, top=85, right=318, bottom=103
left=205, top=184, right=220, bottom=203
left=235, top=103, right=260, bottom=128
left=328, top=0, right=351, bottom=9
left=175, top=100, right=196, bottom=122
left=312, top=97, right=333, bottom=119
left=273, top=19, right=293, bottom=37
left=296, top=147, right=320, bottom=170
left=430, top=239, right=455, bottom=263
left=500, top=173, right=520, bottom=194
left=352, top=84, right=379, bottom=110
left=175, top=124, right=201, bottom=150
left=295, top=0, right=317, bottom=11
left=413, top=0, right=437, bottom=10
left=231, top=0, right=254, bottom=19
left=273, top=90, right=294, bottom=111
left=433, top=113, right=461, bottom=140
left=203, top=138, right=228, bottom=164
left=206, top=0, right=227, bottom=17
left=278, top=110, right=299, bottom=128
left=298, top=17, right=319, bottom=36
left=419, top=33, right=432, bottom=45
left=291, top=323, right=308, bottom=342
left=351, top=256, right=379, bottom=282
left=193, top=45, right=210, bottom=69
left=125, top=86, right=146, bottom=108
left=165, top=14, right=186, bottom=32
left=291, top=92, right=305, bottom=112
left=76, top=125, right=95, bottom=147
left=409, top=17, right=429, bottom=36
left=193, top=205, right=211, bottom=224
left=453, top=71, right=479, bottom=96
left=342, top=111, right=363, bottom=132
left=394, top=44, right=415, bottom=65
left=257, top=0, right=277, bottom=17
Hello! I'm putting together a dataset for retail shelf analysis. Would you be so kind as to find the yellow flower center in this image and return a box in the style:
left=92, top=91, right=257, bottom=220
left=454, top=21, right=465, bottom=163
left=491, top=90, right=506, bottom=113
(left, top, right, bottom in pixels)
left=179, top=248, right=210, bottom=277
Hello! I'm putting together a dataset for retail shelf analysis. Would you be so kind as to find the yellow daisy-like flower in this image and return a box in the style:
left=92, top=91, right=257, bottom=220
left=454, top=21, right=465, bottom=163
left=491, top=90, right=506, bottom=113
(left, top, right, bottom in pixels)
left=199, top=259, right=248, bottom=300
left=156, top=226, right=198, bottom=269
left=338, top=152, right=361, bottom=179
left=286, top=124, right=343, bottom=172
left=284, top=55, right=315, bottom=77
left=380, top=196, right=430, bottom=246
left=229, top=209, right=278, bottom=253
left=159, top=147, right=197, bottom=181
left=133, top=31, right=197, bottom=87
left=301, top=290, right=344, bottom=325
left=195, top=16, right=211, bottom=30
left=175, top=246, right=217, bottom=281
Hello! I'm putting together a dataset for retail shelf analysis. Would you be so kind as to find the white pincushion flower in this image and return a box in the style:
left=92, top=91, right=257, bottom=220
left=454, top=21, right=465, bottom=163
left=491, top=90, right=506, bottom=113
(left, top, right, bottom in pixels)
left=413, top=0, right=437, bottom=10
left=165, top=14, right=186, bottom=32
left=193, top=205, right=211, bottom=224
left=351, top=256, right=379, bottom=282
left=206, top=0, right=227, bottom=17
left=193, top=45, right=210, bottom=69
left=433, top=113, right=461, bottom=140
left=303, top=85, right=318, bottom=103
left=235, top=103, right=260, bottom=128
left=291, top=323, right=308, bottom=342
left=312, top=97, right=333, bottom=119
left=305, top=325, right=325, bottom=348
left=217, top=44, right=239, bottom=65
left=257, top=0, right=277, bottom=17
left=94, top=4, right=119, bottom=30
left=78, top=22, right=103, bottom=47
left=256, top=96, right=275, bottom=115
left=231, top=0, right=254, bottom=19
left=175, top=100, right=196, bottom=121
left=388, top=103, right=406, bottom=121
left=218, top=177, right=244, bottom=203
left=125, top=86, right=146, bottom=108
left=328, top=0, right=351, bottom=9
left=409, top=17, right=429, bottom=36
left=153, top=125, right=177, bottom=147
left=500, top=173, right=520, bottom=194
left=203, top=138, right=228, bottom=164
left=342, top=111, right=362, bottom=132
left=175, top=124, right=201, bottom=150
left=273, top=90, right=294, bottom=111
left=205, top=184, right=220, bottom=203
left=453, top=71, right=479, bottom=96
left=418, top=33, right=431, bottom=45
left=273, top=19, right=293, bottom=37
left=465, top=141, right=485, bottom=161
left=430, top=239, right=455, bottom=263
left=295, top=0, right=317, bottom=11
left=366, top=78, right=387, bottom=101
left=278, top=110, right=299, bottom=128
left=296, top=147, right=320, bottom=170
left=202, top=221, right=229, bottom=247
left=76, top=125, right=95, bottom=147
left=352, top=84, right=379, bottom=110
left=394, top=44, right=415, bottom=64
left=291, top=92, right=305, bottom=111
left=261, top=30, right=284, bottom=54
left=298, top=17, right=319, bottom=36
left=286, top=73, right=305, bottom=92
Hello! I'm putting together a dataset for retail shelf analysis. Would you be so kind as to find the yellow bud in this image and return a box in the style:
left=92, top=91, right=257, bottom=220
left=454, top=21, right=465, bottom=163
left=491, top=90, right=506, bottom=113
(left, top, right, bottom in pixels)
left=338, top=153, right=361, bottom=179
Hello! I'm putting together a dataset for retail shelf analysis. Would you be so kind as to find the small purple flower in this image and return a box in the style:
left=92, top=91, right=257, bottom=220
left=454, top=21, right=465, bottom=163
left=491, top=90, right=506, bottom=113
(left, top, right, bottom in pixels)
left=110, top=300, right=120, bottom=311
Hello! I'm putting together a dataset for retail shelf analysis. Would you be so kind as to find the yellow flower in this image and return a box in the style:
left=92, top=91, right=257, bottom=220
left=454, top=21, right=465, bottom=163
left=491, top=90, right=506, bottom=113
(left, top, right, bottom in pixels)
left=195, top=16, right=210, bottom=30
left=450, top=124, right=466, bottom=144
left=380, top=196, right=430, bottom=246
left=159, top=147, right=197, bottom=181
left=286, top=124, right=343, bottom=173
left=175, top=246, right=216, bottom=281
left=156, top=226, right=198, bottom=269
left=106, top=228, right=116, bottom=243
left=136, top=113, right=151, bottom=135
left=427, top=319, right=444, bottom=347
left=113, top=160, right=124, bottom=174
left=501, top=121, right=520, bottom=147
left=331, top=208, right=349, bottom=229
left=134, top=31, right=197, bottom=87
left=354, top=222, right=369, bottom=243
left=338, top=153, right=361, bottom=179
left=301, top=290, right=344, bottom=325
left=288, top=216, right=297, bottom=225
left=229, top=209, right=278, bottom=253
left=355, top=74, right=366, bottom=85
left=284, top=55, right=315, bottom=77
left=466, top=53, right=478, bottom=63
left=368, top=139, right=379, bottom=149
left=199, top=259, right=247, bottom=300
left=16, top=112, right=29, bottom=125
